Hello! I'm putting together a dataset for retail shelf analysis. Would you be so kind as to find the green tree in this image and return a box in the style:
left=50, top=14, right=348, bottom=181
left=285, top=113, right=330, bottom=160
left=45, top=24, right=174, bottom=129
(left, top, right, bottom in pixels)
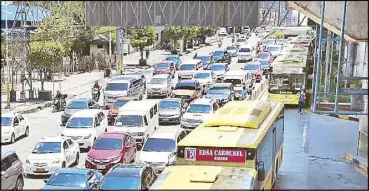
left=183, top=26, right=200, bottom=48
left=127, top=26, right=157, bottom=59
left=197, top=27, right=216, bottom=44
left=30, top=41, right=64, bottom=90
left=163, top=26, right=186, bottom=52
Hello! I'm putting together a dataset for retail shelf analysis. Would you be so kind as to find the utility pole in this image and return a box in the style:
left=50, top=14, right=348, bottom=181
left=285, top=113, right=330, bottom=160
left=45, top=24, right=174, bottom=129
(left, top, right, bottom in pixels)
left=116, top=27, right=124, bottom=75
left=5, top=4, right=10, bottom=108
left=109, top=26, right=112, bottom=70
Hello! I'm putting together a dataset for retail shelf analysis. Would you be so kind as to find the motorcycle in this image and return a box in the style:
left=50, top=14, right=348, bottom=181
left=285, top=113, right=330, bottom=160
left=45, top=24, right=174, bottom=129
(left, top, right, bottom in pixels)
left=92, top=88, right=100, bottom=102
left=52, top=96, right=66, bottom=112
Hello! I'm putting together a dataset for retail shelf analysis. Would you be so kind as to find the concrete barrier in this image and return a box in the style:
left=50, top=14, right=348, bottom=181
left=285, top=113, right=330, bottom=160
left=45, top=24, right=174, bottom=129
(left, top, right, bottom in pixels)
left=247, top=77, right=268, bottom=101
left=343, top=153, right=368, bottom=173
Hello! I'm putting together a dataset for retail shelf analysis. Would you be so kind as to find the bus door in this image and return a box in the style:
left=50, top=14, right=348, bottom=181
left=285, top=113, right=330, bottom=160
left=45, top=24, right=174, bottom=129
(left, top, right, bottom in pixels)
left=272, top=127, right=277, bottom=183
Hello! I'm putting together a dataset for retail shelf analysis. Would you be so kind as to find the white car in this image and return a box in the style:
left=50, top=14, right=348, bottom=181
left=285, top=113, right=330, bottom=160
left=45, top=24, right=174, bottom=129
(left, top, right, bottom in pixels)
left=147, top=74, right=173, bottom=98
left=61, top=110, right=108, bottom=149
left=137, top=128, right=187, bottom=173
left=226, top=45, right=238, bottom=57
left=235, top=38, right=247, bottom=47
left=177, top=60, right=202, bottom=80
left=1, top=113, right=30, bottom=143
left=25, top=136, right=80, bottom=176
left=181, top=99, right=220, bottom=131
left=192, top=71, right=216, bottom=93
left=237, top=45, right=253, bottom=63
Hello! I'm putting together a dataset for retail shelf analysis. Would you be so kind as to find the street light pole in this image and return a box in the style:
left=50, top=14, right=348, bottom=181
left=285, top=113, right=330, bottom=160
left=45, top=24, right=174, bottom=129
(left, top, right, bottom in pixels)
left=5, top=4, right=10, bottom=108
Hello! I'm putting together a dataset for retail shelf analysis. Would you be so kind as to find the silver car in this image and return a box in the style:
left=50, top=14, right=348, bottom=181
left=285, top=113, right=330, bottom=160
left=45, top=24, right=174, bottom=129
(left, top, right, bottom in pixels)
left=1, top=149, right=24, bottom=190
left=147, top=74, right=173, bottom=98
left=158, top=98, right=186, bottom=124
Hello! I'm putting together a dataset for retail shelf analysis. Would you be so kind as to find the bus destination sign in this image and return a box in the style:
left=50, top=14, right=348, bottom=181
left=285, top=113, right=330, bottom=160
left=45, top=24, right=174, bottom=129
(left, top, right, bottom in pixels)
left=184, top=147, right=246, bottom=163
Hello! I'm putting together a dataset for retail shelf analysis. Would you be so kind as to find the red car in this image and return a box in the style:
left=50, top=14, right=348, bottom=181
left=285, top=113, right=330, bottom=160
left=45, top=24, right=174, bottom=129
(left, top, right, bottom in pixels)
left=153, top=60, right=176, bottom=78
left=241, top=62, right=263, bottom=83
left=85, top=132, right=136, bottom=172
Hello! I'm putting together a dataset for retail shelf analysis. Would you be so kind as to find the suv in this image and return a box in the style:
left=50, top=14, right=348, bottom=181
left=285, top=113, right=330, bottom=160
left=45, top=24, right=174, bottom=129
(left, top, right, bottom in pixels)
left=212, top=49, right=231, bottom=65
left=61, top=98, right=100, bottom=126
left=103, top=76, right=145, bottom=106
left=1, top=149, right=24, bottom=190
left=181, top=99, right=220, bottom=131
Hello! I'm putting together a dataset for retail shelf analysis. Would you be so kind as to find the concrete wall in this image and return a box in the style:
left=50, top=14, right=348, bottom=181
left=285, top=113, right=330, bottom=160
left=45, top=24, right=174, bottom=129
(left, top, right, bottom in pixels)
left=358, top=42, right=368, bottom=157
left=286, top=1, right=368, bottom=42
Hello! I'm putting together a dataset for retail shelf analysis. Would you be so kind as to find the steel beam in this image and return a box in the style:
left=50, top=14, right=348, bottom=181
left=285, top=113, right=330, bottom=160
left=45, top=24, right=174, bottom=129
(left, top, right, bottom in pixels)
left=321, top=38, right=341, bottom=42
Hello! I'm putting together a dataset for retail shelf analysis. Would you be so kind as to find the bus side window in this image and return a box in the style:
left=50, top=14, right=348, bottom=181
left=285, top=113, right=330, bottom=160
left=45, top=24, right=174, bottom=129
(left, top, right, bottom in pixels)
left=154, top=104, right=158, bottom=114
left=144, top=116, right=148, bottom=126
left=150, top=108, right=154, bottom=118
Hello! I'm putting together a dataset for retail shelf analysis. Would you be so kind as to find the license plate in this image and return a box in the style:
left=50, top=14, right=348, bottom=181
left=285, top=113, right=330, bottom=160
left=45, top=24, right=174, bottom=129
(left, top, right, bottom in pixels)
left=163, top=119, right=169, bottom=121
left=36, top=168, right=45, bottom=172
left=97, top=165, right=106, bottom=170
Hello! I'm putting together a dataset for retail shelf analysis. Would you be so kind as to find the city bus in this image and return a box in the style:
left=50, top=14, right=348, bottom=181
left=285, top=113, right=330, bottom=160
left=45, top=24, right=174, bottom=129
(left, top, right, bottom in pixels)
left=268, top=54, right=308, bottom=105
left=151, top=101, right=285, bottom=189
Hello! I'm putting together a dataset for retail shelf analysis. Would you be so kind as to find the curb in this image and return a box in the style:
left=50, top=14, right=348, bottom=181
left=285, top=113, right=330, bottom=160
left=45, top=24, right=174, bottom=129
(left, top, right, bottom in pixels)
left=320, top=113, right=359, bottom=122
left=343, top=153, right=368, bottom=173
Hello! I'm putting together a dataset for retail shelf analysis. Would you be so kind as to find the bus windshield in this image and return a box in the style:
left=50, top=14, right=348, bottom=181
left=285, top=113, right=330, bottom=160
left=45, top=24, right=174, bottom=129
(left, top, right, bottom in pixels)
left=269, top=73, right=305, bottom=94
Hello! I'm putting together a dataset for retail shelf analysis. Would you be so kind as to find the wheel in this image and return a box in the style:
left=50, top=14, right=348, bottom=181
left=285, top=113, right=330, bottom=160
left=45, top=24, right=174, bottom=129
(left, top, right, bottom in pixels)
left=74, top=153, right=79, bottom=165
left=52, top=106, right=56, bottom=113
left=105, top=128, right=107, bottom=132
left=10, top=133, right=15, bottom=143
left=62, top=161, right=66, bottom=168
left=24, top=127, right=29, bottom=137
left=15, top=176, right=23, bottom=190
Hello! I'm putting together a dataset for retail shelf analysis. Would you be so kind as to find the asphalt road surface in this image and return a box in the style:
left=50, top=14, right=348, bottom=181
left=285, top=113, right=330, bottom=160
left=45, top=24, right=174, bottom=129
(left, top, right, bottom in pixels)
left=3, top=34, right=367, bottom=190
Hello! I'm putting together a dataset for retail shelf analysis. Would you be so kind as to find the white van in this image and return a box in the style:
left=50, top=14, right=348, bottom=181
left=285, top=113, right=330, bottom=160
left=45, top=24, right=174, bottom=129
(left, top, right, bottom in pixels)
left=61, top=109, right=108, bottom=149
left=177, top=59, right=203, bottom=80
left=111, top=100, right=160, bottom=147
left=237, top=45, right=253, bottom=63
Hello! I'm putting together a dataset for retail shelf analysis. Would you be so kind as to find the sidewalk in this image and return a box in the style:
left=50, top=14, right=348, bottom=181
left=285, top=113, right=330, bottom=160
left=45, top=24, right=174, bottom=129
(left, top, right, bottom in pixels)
left=1, top=36, right=220, bottom=114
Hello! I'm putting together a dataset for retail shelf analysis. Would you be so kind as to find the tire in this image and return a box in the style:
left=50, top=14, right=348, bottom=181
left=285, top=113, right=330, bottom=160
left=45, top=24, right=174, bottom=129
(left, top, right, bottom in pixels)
left=62, top=161, right=66, bottom=168
left=105, top=128, right=107, bottom=132
left=24, top=127, right=29, bottom=137
left=74, top=153, right=79, bottom=165
left=52, top=106, right=56, bottom=113
left=15, top=176, right=23, bottom=190
left=10, top=133, right=15, bottom=143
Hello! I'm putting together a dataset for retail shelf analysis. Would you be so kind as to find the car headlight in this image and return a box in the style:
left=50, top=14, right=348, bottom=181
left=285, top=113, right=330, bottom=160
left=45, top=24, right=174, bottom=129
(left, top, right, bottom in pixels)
left=52, top=159, right=61, bottom=164
left=138, top=132, right=144, bottom=136
left=109, top=156, right=121, bottom=163
left=84, top=134, right=92, bottom=139
left=86, top=156, right=93, bottom=162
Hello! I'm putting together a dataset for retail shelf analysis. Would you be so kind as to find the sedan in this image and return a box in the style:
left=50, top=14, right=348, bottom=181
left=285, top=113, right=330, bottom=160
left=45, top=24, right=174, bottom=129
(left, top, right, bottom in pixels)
left=165, top=55, right=181, bottom=69
left=241, top=62, right=263, bottom=83
left=61, top=98, right=99, bottom=126
left=195, top=54, right=213, bottom=69
left=226, top=45, right=238, bottom=57
left=211, top=63, right=229, bottom=81
left=25, top=136, right=80, bottom=176
left=41, top=168, right=103, bottom=190
left=147, top=74, right=173, bottom=99
left=192, top=71, right=216, bottom=93
left=171, top=80, right=203, bottom=103
left=158, top=98, right=186, bottom=125
left=153, top=61, right=176, bottom=78
left=212, top=50, right=231, bottom=64
left=98, top=164, right=157, bottom=190
left=85, top=132, right=136, bottom=173
left=1, top=113, right=30, bottom=143
left=205, top=83, right=235, bottom=106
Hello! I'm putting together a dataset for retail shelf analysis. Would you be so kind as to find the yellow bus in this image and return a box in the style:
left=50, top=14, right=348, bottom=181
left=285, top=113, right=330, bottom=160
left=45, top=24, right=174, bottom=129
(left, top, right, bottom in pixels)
left=151, top=101, right=285, bottom=189
left=268, top=54, right=307, bottom=105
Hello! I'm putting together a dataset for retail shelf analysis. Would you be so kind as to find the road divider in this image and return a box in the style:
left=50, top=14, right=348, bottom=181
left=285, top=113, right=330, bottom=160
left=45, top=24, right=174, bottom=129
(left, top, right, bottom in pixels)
left=246, top=76, right=268, bottom=101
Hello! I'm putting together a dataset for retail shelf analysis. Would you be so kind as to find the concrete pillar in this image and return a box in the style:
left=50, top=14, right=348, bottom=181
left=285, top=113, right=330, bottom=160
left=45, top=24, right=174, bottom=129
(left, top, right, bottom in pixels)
left=358, top=42, right=368, bottom=158
left=343, top=42, right=357, bottom=77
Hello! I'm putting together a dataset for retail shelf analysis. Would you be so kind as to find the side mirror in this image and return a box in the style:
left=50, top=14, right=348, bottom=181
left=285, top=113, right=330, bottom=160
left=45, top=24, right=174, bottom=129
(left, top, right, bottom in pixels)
left=14, top=122, right=19, bottom=126
left=43, top=179, right=48, bottom=184
left=257, top=161, right=265, bottom=181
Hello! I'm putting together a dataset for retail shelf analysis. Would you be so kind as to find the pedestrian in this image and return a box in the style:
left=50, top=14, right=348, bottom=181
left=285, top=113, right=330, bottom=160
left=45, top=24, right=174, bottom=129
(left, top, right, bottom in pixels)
left=298, top=91, right=305, bottom=114
left=146, top=48, right=150, bottom=59
left=241, top=86, right=247, bottom=100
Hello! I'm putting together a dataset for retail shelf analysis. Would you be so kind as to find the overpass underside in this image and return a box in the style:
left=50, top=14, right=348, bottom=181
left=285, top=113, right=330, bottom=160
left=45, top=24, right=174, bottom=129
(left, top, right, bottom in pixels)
left=286, top=1, right=368, bottom=158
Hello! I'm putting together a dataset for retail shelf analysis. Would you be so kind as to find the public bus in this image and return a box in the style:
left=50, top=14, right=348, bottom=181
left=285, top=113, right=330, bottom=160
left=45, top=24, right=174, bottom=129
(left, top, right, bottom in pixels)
left=268, top=54, right=308, bottom=105
left=151, top=101, right=285, bottom=189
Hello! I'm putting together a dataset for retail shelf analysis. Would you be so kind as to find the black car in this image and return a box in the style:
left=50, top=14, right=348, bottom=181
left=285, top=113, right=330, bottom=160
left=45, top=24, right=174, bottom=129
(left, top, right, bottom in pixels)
left=99, top=164, right=157, bottom=190
left=212, top=50, right=232, bottom=65
left=61, top=98, right=100, bottom=126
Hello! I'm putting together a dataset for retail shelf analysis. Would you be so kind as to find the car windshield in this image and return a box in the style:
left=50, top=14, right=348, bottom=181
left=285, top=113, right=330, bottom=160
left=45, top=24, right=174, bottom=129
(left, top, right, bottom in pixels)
left=194, top=73, right=211, bottom=79
left=208, top=87, right=229, bottom=95
left=156, top=63, right=169, bottom=69
left=224, top=79, right=242, bottom=86
left=196, top=56, right=210, bottom=62
left=47, top=173, right=87, bottom=187
left=150, top=78, right=167, bottom=84
left=239, top=48, right=251, bottom=52
left=187, top=104, right=211, bottom=113
left=266, top=47, right=280, bottom=52
left=213, top=51, right=224, bottom=56
left=175, top=83, right=195, bottom=90
left=180, top=64, right=195, bottom=70
left=66, top=118, right=93, bottom=128
left=115, top=115, right=143, bottom=127
left=67, top=101, right=87, bottom=109
left=106, top=83, right=128, bottom=91
left=212, top=65, right=225, bottom=71
left=237, top=39, right=246, bottom=42
left=226, top=46, right=236, bottom=50
left=113, top=100, right=129, bottom=108
left=143, top=138, right=175, bottom=152
left=244, top=64, right=260, bottom=70
left=100, top=176, right=141, bottom=190
left=159, top=101, right=180, bottom=109
left=32, top=142, right=61, bottom=153
left=92, top=138, right=122, bottom=150
left=1, top=117, right=12, bottom=126
left=258, top=53, right=269, bottom=59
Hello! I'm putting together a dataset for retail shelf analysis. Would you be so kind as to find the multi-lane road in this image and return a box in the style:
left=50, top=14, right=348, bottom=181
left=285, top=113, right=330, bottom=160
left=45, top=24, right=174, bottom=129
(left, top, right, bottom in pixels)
left=3, top=34, right=367, bottom=189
